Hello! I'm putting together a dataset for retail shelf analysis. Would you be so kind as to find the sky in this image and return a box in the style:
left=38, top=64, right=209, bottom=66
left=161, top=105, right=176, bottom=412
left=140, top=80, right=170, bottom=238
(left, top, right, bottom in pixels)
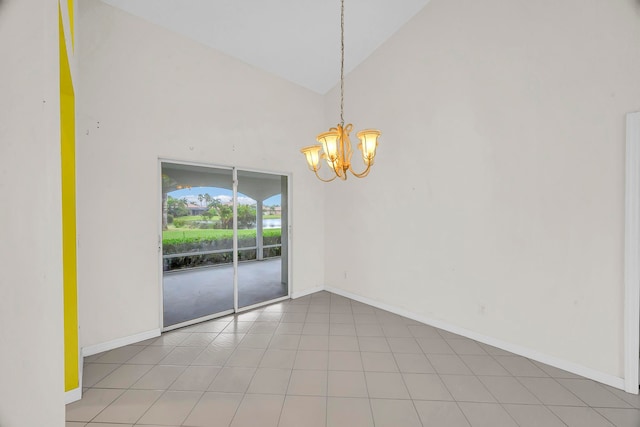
left=169, top=186, right=281, bottom=206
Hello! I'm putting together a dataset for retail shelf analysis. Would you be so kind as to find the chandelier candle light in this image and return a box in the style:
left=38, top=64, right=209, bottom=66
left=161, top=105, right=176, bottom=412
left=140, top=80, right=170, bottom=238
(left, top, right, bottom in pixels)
left=300, top=0, right=381, bottom=182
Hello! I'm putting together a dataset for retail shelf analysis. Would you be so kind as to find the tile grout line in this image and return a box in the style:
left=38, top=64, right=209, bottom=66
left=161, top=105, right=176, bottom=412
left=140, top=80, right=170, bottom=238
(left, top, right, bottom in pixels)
left=85, top=346, right=160, bottom=425
left=228, top=308, right=280, bottom=427
left=381, top=319, right=425, bottom=426
left=473, top=341, right=577, bottom=426
left=275, top=299, right=309, bottom=427
left=446, top=340, right=525, bottom=427
left=130, top=326, right=219, bottom=426
left=400, top=316, right=470, bottom=427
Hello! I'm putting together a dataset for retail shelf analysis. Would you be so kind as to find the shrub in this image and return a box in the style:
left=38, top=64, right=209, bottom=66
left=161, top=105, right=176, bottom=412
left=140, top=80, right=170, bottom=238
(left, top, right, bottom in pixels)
left=162, top=228, right=283, bottom=270
left=264, top=247, right=281, bottom=258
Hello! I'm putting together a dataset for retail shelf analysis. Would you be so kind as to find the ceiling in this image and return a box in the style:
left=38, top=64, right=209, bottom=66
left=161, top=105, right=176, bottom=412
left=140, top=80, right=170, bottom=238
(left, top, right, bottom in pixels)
left=100, top=0, right=431, bottom=93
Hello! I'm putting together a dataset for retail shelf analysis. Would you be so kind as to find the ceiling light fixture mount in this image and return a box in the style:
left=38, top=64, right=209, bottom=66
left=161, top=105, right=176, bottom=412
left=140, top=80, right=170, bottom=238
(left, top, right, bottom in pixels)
left=300, top=0, right=381, bottom=182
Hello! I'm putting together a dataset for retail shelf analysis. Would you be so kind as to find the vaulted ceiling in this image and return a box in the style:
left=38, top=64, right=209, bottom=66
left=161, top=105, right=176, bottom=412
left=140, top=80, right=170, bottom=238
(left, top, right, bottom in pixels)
left=100, top=0, right=431, bottom=93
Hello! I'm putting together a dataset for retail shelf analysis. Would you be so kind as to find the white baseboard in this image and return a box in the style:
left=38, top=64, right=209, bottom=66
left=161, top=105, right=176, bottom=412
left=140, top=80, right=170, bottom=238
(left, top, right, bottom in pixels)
left=325, top=286, right=626, bottom=391
left=65, top=386, right=82, bottom=404
left=292, top=286, right=324, bottom=299
left=82, top=328, right=161, bottom=357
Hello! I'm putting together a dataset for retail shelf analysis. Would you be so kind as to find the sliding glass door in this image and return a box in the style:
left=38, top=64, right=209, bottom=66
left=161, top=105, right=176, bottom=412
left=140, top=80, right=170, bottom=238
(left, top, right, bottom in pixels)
left=161, top=164, right=235, bottom=328
left=161, top=161, right=289, bottom=330
left=237, top=170, right=288, bottom=309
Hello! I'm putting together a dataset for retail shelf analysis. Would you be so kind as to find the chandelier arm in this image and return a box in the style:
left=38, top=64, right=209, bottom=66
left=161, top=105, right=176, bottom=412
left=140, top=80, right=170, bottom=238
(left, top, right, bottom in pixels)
left=347, top=162, right=372, bottom=178
left=313, top=169, right=339, bottom=183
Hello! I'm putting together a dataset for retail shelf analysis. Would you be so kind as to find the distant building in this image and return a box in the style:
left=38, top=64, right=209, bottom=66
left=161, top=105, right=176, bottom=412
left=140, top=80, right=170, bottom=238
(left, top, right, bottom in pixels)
left=186, top=204, right=208, bottom=216
left=266, top=205, right=282, bottom=215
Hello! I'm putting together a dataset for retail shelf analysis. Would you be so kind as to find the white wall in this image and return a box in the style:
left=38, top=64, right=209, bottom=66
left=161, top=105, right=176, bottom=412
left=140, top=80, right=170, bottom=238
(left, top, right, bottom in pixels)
left=76, top=0, right=640, bottom=387
left=0, top=0, right=65, bottom=425
left=77, top=0, right=325, bottom=348
left=324, top=0, right=640, bottom=381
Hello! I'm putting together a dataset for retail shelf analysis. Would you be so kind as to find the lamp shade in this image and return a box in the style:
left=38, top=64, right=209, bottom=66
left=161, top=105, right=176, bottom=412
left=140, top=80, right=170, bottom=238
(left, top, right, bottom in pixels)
left=317, top=130, right=340, bottom=162
left=356, top=129, right=381, bottom=164
left=300, top=145, right=323, bottom=171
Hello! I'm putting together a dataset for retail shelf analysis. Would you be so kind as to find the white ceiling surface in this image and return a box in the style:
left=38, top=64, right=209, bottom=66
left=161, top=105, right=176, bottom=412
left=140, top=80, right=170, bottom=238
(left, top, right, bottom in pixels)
left=99, top=0, right=431, bottom=93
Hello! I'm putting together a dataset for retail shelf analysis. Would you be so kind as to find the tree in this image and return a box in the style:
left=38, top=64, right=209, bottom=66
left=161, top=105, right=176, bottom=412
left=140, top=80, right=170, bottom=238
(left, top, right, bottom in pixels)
left=237, top=204, right=257, bottom=229
left=207, top=197, right=222, bottom=210
left=217, top=205, right=233, bottom=229
left=167, top=196, right=188, bottom=217
left=201, top=209, right=213, bottom=222
left=161, top=174, right=178, bottom=230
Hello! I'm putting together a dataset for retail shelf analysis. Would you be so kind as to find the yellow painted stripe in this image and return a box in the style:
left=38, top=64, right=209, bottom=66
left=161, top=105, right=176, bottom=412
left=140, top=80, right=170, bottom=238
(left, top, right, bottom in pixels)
left=67, top=0, right=74, bottom=50
left=60, top=4, right=79, bottom=393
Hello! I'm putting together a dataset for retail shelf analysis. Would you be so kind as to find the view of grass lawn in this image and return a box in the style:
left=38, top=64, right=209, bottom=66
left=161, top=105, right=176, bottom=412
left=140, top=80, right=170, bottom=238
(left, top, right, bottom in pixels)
left=173, top=215, right=221, bottom=222
left=161, top=180, right=285, bottom=270
left=163, top=227, right=281, bottom=245
left=172, top=214, right=280, bottom=223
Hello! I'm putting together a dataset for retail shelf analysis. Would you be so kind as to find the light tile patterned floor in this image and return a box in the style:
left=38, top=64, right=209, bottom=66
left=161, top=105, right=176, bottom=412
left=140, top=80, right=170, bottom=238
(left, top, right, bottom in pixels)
left=66, top=291, right=640, bottom=427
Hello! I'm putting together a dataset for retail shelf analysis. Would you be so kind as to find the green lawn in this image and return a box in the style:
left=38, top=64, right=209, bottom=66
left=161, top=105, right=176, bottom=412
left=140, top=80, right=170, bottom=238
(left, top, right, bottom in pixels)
left=173, top=215, right=220, bottom=221
left=163, top=228, right=253, bottom=240
left=163, top=227, right=281, bottom=243
left=172, top=214, right=280, bottom=221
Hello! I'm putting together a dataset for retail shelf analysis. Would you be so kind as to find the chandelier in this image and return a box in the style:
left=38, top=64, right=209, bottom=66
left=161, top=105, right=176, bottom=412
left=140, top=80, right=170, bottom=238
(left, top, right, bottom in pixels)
left=300, top=0, right=381, bottom=182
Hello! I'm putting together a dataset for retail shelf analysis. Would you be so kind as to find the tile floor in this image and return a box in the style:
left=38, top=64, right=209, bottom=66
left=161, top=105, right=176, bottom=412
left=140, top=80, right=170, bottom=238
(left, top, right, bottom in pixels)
left=67, top=291, right=640, bottom=427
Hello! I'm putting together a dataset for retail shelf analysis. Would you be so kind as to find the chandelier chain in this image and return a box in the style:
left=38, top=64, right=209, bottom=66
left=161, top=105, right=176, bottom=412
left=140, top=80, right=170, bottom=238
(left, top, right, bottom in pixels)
left=299, top=0, right=380, bottom=182
left=340, top=0, right=345, bottom=126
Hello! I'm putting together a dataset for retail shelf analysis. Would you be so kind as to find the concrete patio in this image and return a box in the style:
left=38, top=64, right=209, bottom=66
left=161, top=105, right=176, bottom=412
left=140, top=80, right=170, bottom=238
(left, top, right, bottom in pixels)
left=162, top=258, right=287, bottom=327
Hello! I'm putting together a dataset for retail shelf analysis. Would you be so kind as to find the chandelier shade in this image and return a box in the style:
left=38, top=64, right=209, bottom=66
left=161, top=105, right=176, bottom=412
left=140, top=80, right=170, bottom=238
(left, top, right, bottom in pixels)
left=300, top=0, right=381, bottom=182
left=357, top=129, right=380, bottom=165
left=317, top=131, right=340, bottom=164
left=300, top=145, right=323, bottom=172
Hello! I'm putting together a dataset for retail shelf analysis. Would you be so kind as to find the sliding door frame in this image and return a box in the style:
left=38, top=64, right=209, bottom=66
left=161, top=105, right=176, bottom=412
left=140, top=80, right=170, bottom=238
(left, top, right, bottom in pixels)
left=158, top=158, right=292, bottom=331
left=234, top=165, right=292, bottom=314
